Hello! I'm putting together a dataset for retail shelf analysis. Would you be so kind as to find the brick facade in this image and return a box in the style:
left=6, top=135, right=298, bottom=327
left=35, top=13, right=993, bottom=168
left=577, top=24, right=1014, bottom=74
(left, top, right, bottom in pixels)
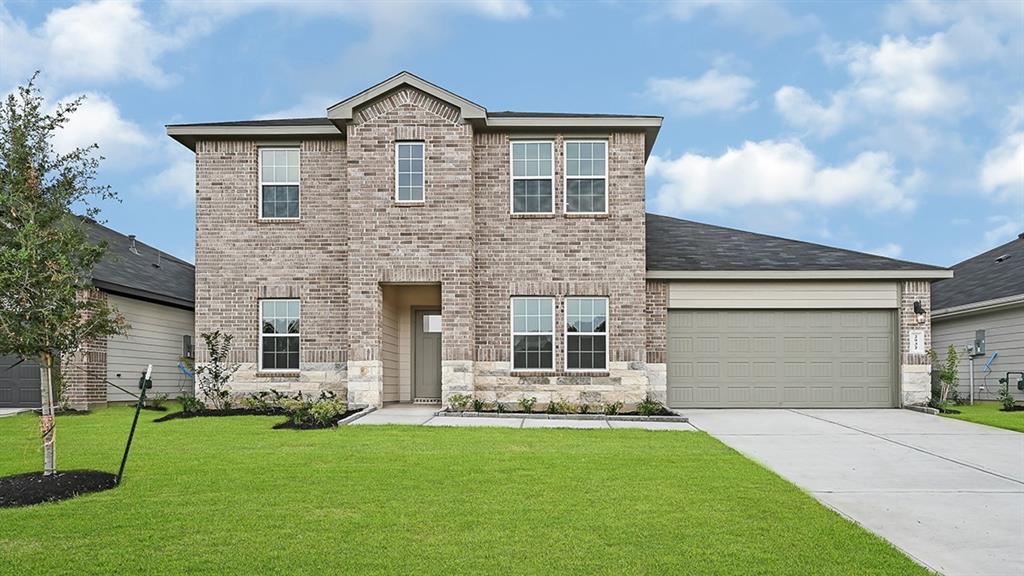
left=63, top=290, right=109, bottom=410
left=899, top=280, right=932, bottom=405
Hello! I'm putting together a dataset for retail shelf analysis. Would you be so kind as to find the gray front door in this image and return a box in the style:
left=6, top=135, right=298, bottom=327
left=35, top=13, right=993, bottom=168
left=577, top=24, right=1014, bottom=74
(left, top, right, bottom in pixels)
left=413, top=310, right=442, bottom=401
left=667, top=310, right=896, bottom=408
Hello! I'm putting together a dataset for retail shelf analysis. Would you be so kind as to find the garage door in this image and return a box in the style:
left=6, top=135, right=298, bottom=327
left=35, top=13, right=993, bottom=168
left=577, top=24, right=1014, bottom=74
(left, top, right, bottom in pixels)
left=0, top=355, right=41, bottom=408
left=667, top=310, right=895, bottom=408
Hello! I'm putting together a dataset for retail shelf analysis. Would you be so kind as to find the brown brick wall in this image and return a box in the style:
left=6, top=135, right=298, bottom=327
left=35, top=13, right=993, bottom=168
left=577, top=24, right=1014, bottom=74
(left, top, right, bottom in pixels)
left=194, top=138, right=348, bottom=367
left=900, top=280, right=932, bottom=365
left=63, top=289, right=109, bottom=409
left=472, top=131, right=649, bottom=369
left=645, top=280, right=668, bottom=364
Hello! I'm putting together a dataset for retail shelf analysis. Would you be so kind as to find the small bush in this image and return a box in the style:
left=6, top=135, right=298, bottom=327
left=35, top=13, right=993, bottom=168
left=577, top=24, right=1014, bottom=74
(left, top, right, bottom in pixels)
left=518, top=396, right=537, bottom=414
left=635, top=395, right=665, bottom=416
left=547, top=398, right=576, bottom=414
left=603, top=401, right=623, bottom=415
left=579, top=403, right=590, bottom=414
left=309, top=398, right=348, bottom=425
left=494, top=401, right=506, bottom=414
left=471, top=397, right=486, bottom=412
left=448, top=393, right=472, bottom=412
left=179, top=394, right=204, bottom=413
left=998, top=378, right=1016, bottom=411
left=148, top=393, right=168, bottom=409
left=241, top=391, right=273, bottom=412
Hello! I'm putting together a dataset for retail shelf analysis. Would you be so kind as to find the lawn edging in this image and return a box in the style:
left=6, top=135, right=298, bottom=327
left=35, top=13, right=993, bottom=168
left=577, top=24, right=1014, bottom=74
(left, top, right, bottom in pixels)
left=434, top=409, right=688, bottom=423
left=904, top=405, right=939, bottom=415
left=337, top=405, right=376, bottom=426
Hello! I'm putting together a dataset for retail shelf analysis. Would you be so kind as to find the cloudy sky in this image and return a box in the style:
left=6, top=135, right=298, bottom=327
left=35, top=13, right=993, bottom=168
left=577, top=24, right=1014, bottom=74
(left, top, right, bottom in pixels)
left=2, top=0, right=1022, bottom=265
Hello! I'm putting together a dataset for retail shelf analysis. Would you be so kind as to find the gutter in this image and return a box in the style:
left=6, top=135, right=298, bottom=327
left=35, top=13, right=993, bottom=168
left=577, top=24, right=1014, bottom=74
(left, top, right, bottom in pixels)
left=645, top=269, right=954, bottom=280
left=932, top=294, right=1024, bottom=320
left=93, top=279, right=195, bottom=311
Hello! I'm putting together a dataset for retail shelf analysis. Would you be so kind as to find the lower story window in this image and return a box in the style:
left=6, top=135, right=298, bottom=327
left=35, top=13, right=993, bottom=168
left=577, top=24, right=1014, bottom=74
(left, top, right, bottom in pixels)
left=260, top=299, right=300, bottom=370
left=566, top=297, right=608, bottom=371
left=512, top=297, right=554, bottom=370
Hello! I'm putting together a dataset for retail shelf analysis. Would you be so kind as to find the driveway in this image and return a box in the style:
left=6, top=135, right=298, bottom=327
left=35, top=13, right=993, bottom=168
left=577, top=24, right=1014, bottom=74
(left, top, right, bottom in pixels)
left=685, top=409, right=1024, bottom=576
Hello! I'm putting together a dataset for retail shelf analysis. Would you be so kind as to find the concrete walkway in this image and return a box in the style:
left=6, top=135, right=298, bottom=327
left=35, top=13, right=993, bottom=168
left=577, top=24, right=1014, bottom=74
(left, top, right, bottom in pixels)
left=685, top=408, right=1024, bottom=576
left=0, top=408, right=30, bottom=418
left=352, top=404, right=696, bottom=431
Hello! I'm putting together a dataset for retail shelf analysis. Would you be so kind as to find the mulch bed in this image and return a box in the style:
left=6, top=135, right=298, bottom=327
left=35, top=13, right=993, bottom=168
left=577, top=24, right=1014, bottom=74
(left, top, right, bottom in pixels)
left=153, top=408, right=285, bottom=422
left=141, top=405, right=169, bottom=412
left=0, top=470, right=117, bottom=508
left=272, top=409, right=362, bottom=430
left=461, top=408, right=676, bottom=417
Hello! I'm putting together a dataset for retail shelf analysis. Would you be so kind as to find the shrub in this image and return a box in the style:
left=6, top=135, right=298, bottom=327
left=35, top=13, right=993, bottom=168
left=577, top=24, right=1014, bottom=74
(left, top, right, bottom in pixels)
left=148, top=393, right=168, bottom=410
left=494, top=401, right=506, bottom=414
left=472, top=397, right=486, bottom=412
left=547, top=398, right=576, bottom=414
left=241, top=391, right=273, bottom=412
left=603, top=400, right=623, bottom=415
left=448, top=393, right=472, bottom=412
left=309, top=398, right=348, bottom=425
left=927, top=345, right=960, bottom=411
left=635, top=395, right=665, bottom=416
left=579, top=403, right=590, bottom=414
left=998, top=378, right=1016, bottom=411
left=280, top=397, right=311, bottom=425
left=518, top=396, right=537, bottom=414
left=179, top=394, right=204, bottom=413
left=195, top=331, right=240, bottom=410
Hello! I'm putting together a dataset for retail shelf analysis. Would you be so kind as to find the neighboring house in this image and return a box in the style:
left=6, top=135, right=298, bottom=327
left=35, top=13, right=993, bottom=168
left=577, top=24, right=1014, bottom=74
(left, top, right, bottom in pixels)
left=166, top=71, right=951, bottom=410
left=0, top=219, right=195, bottom=410
left=932, top=233, right=1024, bottom=401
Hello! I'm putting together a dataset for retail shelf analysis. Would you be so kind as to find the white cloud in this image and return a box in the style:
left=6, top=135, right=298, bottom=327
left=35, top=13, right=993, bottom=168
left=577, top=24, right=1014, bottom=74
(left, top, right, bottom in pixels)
left=867, top=243, right=904, bottom=258
left=983, top=215, right=1021, bottom=247
left=645, top=69, right=756, bottom=116
left=773, top=86, right=846, bottom=137
left=1, top=0, right=192, bottom=88
left=980, top=132, right=1024, bottom=202
left=646, top=139, right=916, bottom=214
left=141, top=147, right=195, bottom=207
left=663, top=0, right=815, bottom=41
left=51, top=93, right=151, bottom=169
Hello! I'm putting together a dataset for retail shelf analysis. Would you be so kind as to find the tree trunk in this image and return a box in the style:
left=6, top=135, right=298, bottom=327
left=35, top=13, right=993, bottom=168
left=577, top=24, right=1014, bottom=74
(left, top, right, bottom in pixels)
left=39, top=352, right=57, bottom=475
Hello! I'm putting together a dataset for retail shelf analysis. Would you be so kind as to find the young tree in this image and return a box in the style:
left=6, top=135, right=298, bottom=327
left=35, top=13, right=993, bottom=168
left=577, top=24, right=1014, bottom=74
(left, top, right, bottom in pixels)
left=0, top=75, right=126, bottom=475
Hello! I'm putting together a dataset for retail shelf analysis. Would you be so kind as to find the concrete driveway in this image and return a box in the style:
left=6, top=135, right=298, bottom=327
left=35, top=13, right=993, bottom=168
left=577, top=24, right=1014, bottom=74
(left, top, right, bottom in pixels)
left=685, top=409, right=1024, bottom=576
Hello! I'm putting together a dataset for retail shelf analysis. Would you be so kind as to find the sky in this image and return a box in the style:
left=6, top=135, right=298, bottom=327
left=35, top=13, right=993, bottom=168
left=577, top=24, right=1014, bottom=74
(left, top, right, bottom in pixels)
left=2, top=0, right=1022, bottom=266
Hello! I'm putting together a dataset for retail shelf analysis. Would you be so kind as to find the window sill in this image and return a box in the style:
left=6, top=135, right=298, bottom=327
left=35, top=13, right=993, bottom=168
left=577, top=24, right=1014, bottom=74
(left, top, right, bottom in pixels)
left=257, top=218, right=302, bottom=224
left=393, top=201, right=426, bottom=207
left=564, top=213, right=610, bottom=219
left=510, top=213, right=557, bottom=219
left=510, top=371, right=610, bottom=378
left=255, top=371, right=301, bottom=379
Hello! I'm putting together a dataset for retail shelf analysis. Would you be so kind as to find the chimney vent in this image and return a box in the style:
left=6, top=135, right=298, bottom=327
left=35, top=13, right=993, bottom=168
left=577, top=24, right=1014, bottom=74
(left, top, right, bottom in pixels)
left=128, top=235, right=141, bottom=256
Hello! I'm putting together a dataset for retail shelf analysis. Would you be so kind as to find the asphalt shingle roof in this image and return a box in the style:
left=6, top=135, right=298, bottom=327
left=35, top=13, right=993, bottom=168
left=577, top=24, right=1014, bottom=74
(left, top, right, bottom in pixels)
left=931, top=233, right=1024, bottom=310
left=646, top=213, right=947, bottom=272
left=82, top=218, right=195, bottom=309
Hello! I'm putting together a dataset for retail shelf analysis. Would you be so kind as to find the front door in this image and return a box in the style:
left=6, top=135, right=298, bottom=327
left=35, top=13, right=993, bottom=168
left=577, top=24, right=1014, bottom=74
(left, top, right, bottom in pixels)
left=413, top=310, right=442, bottom=402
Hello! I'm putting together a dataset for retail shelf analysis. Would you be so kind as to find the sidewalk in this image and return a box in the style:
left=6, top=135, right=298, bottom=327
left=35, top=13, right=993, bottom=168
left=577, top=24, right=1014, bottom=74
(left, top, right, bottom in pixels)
left=352, top=404, right=696, bottom=431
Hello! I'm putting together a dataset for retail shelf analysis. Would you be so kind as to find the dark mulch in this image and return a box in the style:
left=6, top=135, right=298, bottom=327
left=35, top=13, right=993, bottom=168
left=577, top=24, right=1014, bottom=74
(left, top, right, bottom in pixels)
left=272, top=409, right=362, bottom=430
left=141, top=405, right=169, bottom=412
left=465, top=408, right=676, bottom=417
left=1002, top=405, right=1024, bottom=412
left=0, top=470, right=117, bottom=508
left=153, top=408, right=285, bottom=423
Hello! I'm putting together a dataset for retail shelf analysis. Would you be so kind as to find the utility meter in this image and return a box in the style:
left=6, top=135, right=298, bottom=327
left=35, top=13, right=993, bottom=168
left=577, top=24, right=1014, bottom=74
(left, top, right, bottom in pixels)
left=971, top=330, right=986, bottom=357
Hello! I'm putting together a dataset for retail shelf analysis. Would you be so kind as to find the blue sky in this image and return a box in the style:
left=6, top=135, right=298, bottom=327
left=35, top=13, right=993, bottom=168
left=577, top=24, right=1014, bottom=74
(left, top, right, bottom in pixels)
left=2, top=0, right=1022, bottom=266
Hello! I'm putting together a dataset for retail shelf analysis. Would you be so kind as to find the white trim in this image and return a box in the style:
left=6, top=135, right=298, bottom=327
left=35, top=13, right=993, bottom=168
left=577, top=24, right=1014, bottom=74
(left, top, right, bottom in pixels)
left=327, top=71, right=487, bottom=120
left=646, top=269, right=953, bottom=280
left=258, top=298, right=301, bottom=372
left=932, top=293, right=1024, bottom=319
left=258, top=147, right=301, bottom=221
left=509, top=140, right=555, bottom=215
left=510, top=296, right=556, bottom=372
left=563, top=139, right=609, bottom=215
left=486, top=116, right=662, bottom=129
left=394, top=141, right=425, bottom=203
left=564, top=296, right=609, bottom=372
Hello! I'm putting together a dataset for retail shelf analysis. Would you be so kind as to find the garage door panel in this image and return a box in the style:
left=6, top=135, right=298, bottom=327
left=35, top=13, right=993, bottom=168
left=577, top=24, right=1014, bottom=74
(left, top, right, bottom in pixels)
left=667, top=310, right=895, bottom=408
left=0, top=355, right=41, bottom=409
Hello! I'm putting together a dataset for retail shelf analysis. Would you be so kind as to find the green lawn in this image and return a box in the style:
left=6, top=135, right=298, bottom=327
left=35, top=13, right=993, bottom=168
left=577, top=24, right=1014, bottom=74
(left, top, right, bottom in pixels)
left=0, top=408, right=926, bottom=575
left=941, top=401, right=1024, bottom=432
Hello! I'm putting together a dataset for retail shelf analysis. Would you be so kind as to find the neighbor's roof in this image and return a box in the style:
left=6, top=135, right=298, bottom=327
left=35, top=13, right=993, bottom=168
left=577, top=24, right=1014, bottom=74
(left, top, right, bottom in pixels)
left=167, top=72, right=663, bottom=157
left=645, top=213, right=951, bottom=279
left=82, top=218, right=195, bottom=309
left=932, top=232, right=1024, bottom=312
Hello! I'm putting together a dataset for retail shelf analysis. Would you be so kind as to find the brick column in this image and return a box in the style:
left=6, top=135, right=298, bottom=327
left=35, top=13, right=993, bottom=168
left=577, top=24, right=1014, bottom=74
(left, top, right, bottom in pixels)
left=62, top=290, right=109, bottom=410
left=645, top=280, right=668, bottom=403
left=899, top=280, right=932, bottom=406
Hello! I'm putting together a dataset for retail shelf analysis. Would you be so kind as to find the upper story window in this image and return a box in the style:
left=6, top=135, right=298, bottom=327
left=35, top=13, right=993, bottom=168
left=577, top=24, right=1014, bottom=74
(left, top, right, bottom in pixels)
left=260, top=148, right=300, bottom=219
left=260, top=299, right=300, bottom=371
left=510, top=141, right=554, bottom=214
left=396, top=142, right=425, bottom=202
left=565, top=141, right=607, bottom=214
left=511, top=297, right=554, bottom=371
left=566, top=297, right=608, bottom=371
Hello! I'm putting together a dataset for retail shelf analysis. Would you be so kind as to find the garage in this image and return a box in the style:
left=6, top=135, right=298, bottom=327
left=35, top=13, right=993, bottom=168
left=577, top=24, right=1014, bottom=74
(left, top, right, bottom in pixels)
left=667, top=309, right=896, bottom=408
left=0, top=355, right=41, bottom=409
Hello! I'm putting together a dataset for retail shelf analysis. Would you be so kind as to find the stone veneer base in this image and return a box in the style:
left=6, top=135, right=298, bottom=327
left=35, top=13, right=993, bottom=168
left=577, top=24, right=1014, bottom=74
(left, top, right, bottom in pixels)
left=434, top=410, right=688, bottom=423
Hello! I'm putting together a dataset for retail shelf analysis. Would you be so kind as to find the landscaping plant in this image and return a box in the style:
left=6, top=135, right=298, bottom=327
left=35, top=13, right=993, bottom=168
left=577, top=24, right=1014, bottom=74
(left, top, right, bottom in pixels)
left=448, top=393, right=472, bottom=412
left=927, top=345, right=960, bottom=411
left=636, top=395, right=666, bottom=416
left=195, top=330, right=240, bottom=409
left=997, top=379, right=1016, bottom=412
left=0, top=75, right=126, bottom=475
left=471, top=397, right=486, bottom=412
left=603, top=401, right=623, bottom=415
left=518, top=396, right=537, bottom=413
left=178, top=393, right=204, bottom=414
left=546, top=398, right=576, bottom=414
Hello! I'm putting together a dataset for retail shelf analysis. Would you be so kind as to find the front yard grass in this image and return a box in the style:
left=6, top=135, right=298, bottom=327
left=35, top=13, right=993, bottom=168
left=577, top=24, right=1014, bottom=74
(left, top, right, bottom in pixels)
left=940, top=400, right=1024, bottom=432
left=0, top=407, right=926, bottom=575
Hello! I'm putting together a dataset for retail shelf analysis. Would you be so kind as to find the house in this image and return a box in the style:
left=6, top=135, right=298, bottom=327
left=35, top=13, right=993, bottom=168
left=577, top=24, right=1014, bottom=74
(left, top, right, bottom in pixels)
left=0, top=219, right=195, bottom=410
left=931, top=233, right=1024, bottom=401
left=166, top=71, right=951, bottom=410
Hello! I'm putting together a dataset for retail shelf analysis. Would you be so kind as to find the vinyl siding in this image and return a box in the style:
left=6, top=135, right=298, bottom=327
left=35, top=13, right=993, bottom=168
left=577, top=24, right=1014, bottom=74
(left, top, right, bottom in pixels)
left=932, top=304, right=1024, bottom=401
left=667, top=280, right=899, bottom=309
left=105, top=294, right=194, bottom=401
left=381, top=287, right=400, bottom=403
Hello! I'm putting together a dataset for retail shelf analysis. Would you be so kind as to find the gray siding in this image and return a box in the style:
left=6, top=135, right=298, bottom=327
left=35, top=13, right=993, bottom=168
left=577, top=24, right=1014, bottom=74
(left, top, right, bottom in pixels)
left=932, top=304, right=1024, bottom=401
left=106, top=294, right=195, bottom=401
left=667, top=281, right=898, bottom=309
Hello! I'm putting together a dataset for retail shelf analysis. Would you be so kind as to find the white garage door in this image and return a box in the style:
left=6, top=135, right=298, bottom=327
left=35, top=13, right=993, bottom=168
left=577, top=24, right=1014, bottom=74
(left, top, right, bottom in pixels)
left=667, top=310, right=896, bottom=408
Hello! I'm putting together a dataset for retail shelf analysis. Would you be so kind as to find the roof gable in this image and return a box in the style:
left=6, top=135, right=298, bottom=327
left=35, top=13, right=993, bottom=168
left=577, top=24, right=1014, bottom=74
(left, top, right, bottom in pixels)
left=327, top=71, right=486, bottom=122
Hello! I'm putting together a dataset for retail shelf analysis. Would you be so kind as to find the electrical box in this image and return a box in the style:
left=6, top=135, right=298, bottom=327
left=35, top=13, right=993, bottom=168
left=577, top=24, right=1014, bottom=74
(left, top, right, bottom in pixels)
left=972, top=330, right=986, bottom=357
left=182, top=335, right=194, bottom=358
